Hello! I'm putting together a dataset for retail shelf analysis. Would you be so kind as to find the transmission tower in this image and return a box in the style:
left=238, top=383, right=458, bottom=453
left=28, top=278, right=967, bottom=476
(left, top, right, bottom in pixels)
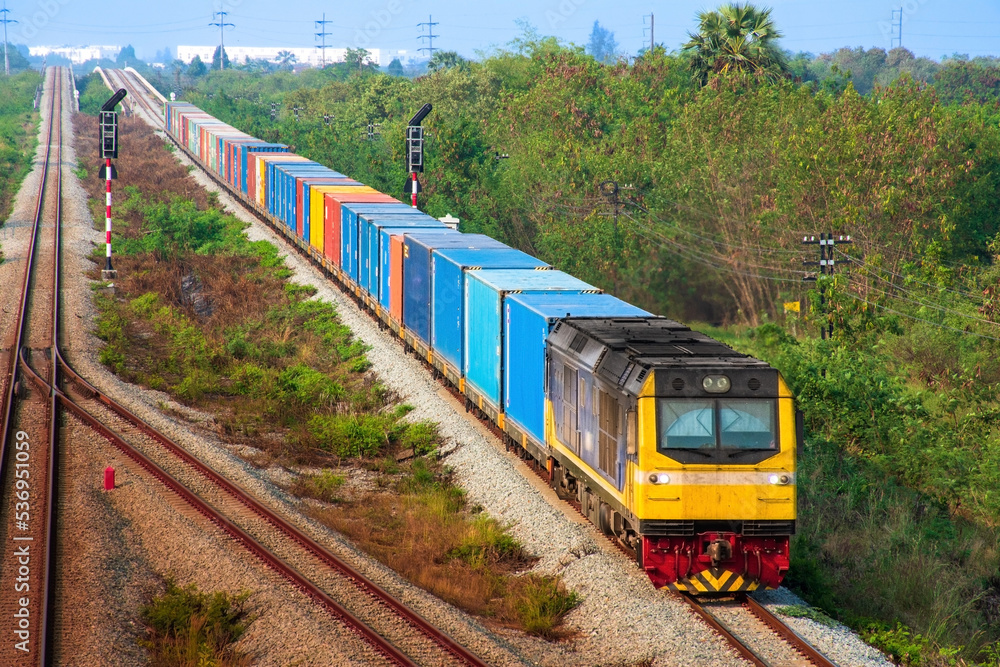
left=315, top=13, right=333, bottom=67
left=209, top=11, right=235, bottom=70
left=643, top=13, right=653, bottom=53
left=0, top=0, right=17, bottom=76
left=417, top=15, right=439, bottom=57
left=891, top=8, right=902, bottom=49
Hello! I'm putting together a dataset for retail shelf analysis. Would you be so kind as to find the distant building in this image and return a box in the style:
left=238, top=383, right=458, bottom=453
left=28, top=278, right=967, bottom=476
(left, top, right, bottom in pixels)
left=28, top=45, right=121, bottom=64
left=176, top=45, right=385, bottom=67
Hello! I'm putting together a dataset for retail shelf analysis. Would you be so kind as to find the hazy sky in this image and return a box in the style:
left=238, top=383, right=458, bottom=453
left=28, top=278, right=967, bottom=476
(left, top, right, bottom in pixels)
left=8, top=0, right=1000, bottom=60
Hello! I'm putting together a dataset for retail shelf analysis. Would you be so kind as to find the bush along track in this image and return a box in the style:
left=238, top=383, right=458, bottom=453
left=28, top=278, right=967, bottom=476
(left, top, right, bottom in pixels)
left=73, top=113, right=578, bottom=638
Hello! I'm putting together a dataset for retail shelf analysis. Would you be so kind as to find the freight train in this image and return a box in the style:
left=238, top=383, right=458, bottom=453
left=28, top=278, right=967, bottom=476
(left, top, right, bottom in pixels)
left=162, top=100, right=798, bottom=594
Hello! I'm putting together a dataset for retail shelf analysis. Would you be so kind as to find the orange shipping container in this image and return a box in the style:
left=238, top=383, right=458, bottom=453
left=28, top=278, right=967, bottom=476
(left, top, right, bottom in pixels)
left=390, top=234, right=405, bottom=322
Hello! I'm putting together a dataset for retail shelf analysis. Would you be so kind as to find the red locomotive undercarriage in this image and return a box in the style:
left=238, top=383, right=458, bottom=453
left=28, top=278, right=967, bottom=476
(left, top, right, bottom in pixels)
left=642, top=533, right=790, bottom=592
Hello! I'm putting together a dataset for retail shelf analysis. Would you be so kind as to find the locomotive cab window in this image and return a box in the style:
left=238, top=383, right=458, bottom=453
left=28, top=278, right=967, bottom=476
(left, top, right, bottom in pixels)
left=657, top=399, right=778, bottom=464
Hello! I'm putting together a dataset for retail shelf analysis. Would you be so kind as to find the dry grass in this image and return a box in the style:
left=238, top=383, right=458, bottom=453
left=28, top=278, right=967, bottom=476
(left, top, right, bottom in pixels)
left=307, top=460, right=578, bottom=638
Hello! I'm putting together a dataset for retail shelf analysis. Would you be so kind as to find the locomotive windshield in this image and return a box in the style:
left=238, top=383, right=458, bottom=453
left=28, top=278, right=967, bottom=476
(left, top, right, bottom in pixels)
left=657, top=399, right=778, bottom=463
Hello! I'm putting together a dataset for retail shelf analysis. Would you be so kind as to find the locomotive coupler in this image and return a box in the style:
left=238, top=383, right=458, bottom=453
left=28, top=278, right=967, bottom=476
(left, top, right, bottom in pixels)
left=706, top=538, right=732, bottom=567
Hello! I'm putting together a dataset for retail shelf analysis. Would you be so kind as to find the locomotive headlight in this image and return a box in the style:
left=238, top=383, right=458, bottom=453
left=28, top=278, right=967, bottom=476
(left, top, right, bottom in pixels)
left=768, top=474, right=791, bottom=485
left=648, top=473, right=670, bottom=485
left=702, top=375, right=731, bottom=393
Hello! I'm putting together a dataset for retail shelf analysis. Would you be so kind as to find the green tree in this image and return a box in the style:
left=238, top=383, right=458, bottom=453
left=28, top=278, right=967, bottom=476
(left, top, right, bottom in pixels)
left=211, top=46, right=230, bottom=71
left=188, top=55, right=207, bottom=77
left=116, top=44, right=139, bottom=67
left=682, top=3, right=786, bottom=84
left=386, top=58, right=405, bottom=77
left=0, top=45, right=31, bottom=73
left=427, top=51, right=466, bottom=73
left=586, top=21, right=619, bottom=63
left=344, top=48, right=372, bottom=72
left=276, top=50, right=296, bottom=71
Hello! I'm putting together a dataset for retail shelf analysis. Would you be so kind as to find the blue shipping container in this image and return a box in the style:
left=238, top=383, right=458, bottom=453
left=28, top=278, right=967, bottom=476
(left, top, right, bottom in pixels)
left=340, top=203, right=420, bottom=284
left=431, top=248, right=549, bottom=375
left=465, top=269, right=600, bottom=409
left=504, top=293, right=651, bottom=447
left=359, top=212, right=441, bottom=295
left=402, top=233, right=507, bottom=346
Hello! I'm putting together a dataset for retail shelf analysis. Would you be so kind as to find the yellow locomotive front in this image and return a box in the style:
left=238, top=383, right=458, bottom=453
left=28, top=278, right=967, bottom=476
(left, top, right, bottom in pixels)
left=635, top=365, right=796, bottom=592
left=544, top=318, right=796, bottom=593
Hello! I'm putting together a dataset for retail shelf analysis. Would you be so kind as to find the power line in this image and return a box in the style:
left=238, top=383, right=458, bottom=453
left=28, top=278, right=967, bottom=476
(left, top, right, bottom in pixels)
left=209, top=11, right=235, bottom=71
left=832, top=249, right=987, bottom=303
left=417, top=15, right=440, bottom=56
left=315, top=13, right=332, bottom=68
left=838, top=291, right=1000, bottom=343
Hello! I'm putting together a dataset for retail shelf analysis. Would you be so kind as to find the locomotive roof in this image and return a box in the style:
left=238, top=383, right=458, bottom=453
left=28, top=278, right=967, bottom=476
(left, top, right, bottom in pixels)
left=550, top=317, right=771, bottom=388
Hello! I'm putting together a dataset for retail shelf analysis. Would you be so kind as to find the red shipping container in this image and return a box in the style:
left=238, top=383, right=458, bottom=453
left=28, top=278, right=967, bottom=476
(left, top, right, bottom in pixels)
left=323, top=192, right=397, bottom=267
left=390, top=234, right=405, bottom=321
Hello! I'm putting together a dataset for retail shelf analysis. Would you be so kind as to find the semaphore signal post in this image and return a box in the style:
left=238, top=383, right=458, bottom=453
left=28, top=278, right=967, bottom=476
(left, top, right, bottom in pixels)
left=99, top=88, right=126, bottom=281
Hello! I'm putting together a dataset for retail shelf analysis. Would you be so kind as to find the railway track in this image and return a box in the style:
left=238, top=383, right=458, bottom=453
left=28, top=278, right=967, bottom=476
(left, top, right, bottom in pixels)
left=0, top=66, right=67, bottom=666
left=70, top=68, right=492, bottom=667
left=105, top=65, right=852, bottom=667
left=680, top=593, right=840, bottom=667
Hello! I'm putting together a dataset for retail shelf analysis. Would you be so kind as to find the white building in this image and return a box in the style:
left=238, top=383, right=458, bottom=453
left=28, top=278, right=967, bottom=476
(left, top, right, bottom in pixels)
left=28, top=45, right=121, bottom=64
left=176, top=45, right=384, bottom=68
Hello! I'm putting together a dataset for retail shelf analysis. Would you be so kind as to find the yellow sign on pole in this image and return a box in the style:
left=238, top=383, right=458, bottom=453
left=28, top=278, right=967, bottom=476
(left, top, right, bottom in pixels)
left=784, top=301, right=801, bottom=313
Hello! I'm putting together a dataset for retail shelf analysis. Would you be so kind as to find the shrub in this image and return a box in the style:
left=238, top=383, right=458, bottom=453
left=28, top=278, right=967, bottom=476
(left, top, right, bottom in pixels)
left=398, top=421, right=440, bottom=455
left=140, top=579, right=253, bottom=667
left=448, top=514, right=525, bottom=567
left=308, top=413, right=391, bottom=458
left=507, top=575, right=579, bottom=639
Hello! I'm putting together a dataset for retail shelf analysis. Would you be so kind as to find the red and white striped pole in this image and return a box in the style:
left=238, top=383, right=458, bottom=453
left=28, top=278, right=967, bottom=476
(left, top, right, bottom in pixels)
left=411, top=171, right=417, bottom=208
left=104, top=156, right=114, bottom=276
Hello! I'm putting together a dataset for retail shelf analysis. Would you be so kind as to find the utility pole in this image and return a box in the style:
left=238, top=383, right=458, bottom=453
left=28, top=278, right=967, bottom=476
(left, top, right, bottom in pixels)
left=802, top=233, right=852, bottom=340
left=0, top=0, right=16, bottom=76
left=891, top=8, right=902, bottom=49
left=643, top=13, right=654, bottom=53
left=210, top=11, right=235, bottom=70
left=315, top=13, right=332, bottom=68
left=417, top=15, right=439, bottom=57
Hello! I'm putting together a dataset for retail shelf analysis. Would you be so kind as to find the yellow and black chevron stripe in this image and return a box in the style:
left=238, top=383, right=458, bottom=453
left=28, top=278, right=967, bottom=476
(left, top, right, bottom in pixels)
left=665, top=568, right=767, bottom=594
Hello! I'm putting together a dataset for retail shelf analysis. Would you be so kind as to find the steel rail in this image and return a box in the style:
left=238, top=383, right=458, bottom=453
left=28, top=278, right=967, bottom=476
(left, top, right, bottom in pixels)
left=740, top=594, right=840, bottom=667
left=82, top=69, right=489, bottom=667
left=39, top=66, right=65, bottom=667
left=0, top=66, right=60, bottom=507
left=677, top=593, right=770, bottom=667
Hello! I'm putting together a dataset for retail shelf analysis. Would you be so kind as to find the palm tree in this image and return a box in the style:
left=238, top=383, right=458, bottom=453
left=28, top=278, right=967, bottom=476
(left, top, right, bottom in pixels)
left=682, top=3, right=786, bottom=85
left=276, top=50, right=297, bottom=71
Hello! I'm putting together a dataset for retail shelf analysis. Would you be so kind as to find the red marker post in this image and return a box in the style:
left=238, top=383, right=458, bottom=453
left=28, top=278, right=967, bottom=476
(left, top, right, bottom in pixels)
left=104, top=466, right=115, bottom=491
